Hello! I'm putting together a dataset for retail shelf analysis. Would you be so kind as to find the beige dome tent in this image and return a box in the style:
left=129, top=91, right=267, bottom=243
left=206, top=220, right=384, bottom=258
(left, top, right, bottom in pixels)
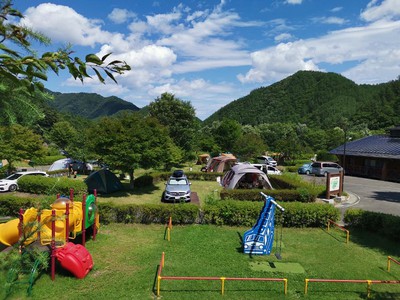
left=202, top=154, right=237, bottom=173
left=221, top=163, right=272, bottom=190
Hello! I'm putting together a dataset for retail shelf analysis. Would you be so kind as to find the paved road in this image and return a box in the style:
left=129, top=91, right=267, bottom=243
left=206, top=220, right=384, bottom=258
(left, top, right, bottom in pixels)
left=343, top=175, right=400, bottom=216
left=302, top=174, right=400, bottom=216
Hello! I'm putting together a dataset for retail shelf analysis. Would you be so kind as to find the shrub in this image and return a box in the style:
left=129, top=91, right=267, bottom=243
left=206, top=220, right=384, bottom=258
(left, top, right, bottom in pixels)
left=18, top=176, right=87, bottom=196
left=344, top=209, right=400, bottom=241
left=220, top=188, right=318, bottom=203
left=202, top=200, right=339, bottom=227
left=33, top=155, right=65, bottom=166
left=98, top=202, right=199, bottom=225
left=0, top=194, right=53, bottom=217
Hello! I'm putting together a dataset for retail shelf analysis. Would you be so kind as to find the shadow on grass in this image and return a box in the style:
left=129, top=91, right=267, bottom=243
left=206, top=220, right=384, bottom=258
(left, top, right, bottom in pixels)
left=321, top=227, right=348, bottom=244
left=99, top=183, right=161, bottom=198
left=347, top=228, right=400, bottom=257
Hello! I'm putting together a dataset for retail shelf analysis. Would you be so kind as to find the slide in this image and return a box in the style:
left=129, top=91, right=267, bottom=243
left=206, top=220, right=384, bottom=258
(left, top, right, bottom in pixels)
left=243, top=193, right=285, bottom=255
left=0, top=195, right=97, bottom=247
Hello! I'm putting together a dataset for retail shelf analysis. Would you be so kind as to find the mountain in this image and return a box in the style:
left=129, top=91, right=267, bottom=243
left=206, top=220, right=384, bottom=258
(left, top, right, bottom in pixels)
left=48, top=91, right=140, bottom=119
left=204, top=71, right=400, bottom=130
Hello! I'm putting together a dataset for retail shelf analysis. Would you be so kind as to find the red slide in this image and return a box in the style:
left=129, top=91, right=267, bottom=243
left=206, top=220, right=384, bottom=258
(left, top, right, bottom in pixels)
left=55, top=242, right=93, bottom=279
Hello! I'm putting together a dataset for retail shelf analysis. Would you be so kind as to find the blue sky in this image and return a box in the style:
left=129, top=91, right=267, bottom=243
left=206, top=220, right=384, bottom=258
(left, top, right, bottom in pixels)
left=13, top=0, right=400, bottom=120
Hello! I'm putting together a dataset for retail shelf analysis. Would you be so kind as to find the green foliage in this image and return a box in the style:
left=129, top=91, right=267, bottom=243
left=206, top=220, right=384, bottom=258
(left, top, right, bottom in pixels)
left=210, top=118, right=242, bottom=152
left=202, top=200, right=340, bottom=227
left=0, top=194, right=53, bottom=216
left=17, top=176, right=87, bottom=196
left=232, top=133, right=266, bottom=161
left=98, top=202, right=199, bottom=225
left=33, top=155, right=65, bottom=165
left=49, top=92, right=139, bottom=119
left=149, top=92, right=198, bottom=156
left=0, top=124, right=46, bottom=172
left=344, top=209, right=400, bottom=241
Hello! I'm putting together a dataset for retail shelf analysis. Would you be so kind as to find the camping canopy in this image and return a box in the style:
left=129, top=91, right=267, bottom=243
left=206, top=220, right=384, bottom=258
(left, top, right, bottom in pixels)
left=203, top=155, right=237, bottom=173
left=48, top=158, right=72, bottom=172
left=221, top=163, right=272, bottom=190
left=84, top=169, right=122, bottom=194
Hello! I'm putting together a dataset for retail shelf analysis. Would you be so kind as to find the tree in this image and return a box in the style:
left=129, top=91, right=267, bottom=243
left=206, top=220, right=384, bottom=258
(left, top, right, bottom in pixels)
left=0, top=124, right=45, bottom=173
left=47, top=121, right=78, bottom=151
left=88, top=113, right=176, bottom=188
left=232, top=133, right=266, bottom=162
left=149, top=92, right=198, bottom=157
left=210, top=119, right=242, bottom=153
left=0, top=1, right=130, bottom=125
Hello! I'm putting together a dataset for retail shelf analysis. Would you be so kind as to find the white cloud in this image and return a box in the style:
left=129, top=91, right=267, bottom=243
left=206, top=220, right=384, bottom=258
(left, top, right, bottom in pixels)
left=21, top=3, right=116, bottom=47
left=274, top=33, right=293, bottom=42
left=108, top=8, right=136, bottom=24
left=312, top=16, right=348, bottom=25
left=285, top=0, right=303, bottom=5
left=331, top=7, right=343, bottom=13
left=361, top=0, right=400, bottom=21
left=239, top=2, right=400, bottom=85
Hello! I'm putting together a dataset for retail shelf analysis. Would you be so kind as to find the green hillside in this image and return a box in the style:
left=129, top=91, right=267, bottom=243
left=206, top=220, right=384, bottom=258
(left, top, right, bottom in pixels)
left=49, top=92, right=140, bottom=119
left=205, top=71, right=400, bottom=130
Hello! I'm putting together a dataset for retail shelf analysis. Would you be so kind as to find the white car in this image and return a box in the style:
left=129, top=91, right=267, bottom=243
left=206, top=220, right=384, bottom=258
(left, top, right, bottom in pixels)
left=265, top=166, right=282, bottom=175
left=0, top=171, right=48, bottom=192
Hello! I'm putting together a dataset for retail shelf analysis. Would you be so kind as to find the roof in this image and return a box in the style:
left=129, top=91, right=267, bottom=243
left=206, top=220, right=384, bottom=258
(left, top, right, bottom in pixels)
left=330, top=135, right=400, bottom=159
left=231, top=163, right=265, bottom=175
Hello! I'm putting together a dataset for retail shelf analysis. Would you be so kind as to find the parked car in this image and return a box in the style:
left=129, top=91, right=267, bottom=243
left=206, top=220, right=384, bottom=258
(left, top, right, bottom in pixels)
left=265, top=166, right=282, bottom=175
left=162, top=171, right=191, bottom=202
left=0, top=171, right=48, bottom=192
left=298, top=163, right=313, bottom=175
left=311, top=161, right=343, bottom=176
left=256, top=155, right=277, bottom=167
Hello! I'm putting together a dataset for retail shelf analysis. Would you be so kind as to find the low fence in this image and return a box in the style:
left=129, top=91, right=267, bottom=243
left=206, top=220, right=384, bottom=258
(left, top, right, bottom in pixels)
left=156, top=252, right=287, bottom=297
left=388, top=256, right=400, bottom=272
left=327, top=219, right=349, bottom=243
left=305, top=278, right=400, bottom=298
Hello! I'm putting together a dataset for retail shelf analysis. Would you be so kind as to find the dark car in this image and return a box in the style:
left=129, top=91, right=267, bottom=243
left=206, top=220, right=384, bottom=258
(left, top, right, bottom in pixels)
left=298, top=163, right=313, bottom=175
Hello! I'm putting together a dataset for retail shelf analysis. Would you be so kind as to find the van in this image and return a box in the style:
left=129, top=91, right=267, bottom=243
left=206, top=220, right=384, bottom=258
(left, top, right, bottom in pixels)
left=311, top=162, right=343, bottom=176
left=256, top=156, right=277, bottom=167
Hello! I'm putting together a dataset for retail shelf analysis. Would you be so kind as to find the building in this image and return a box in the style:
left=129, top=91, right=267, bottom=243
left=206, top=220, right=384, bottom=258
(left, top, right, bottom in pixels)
left=330, top=126, right=400, bottom=182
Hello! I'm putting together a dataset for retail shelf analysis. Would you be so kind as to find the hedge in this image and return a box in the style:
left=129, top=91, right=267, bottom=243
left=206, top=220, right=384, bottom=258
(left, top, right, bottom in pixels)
left=202, top=200, right=340, bottom=227
left=344, top=209, right=400, bottom=242
left=18, top=176, right=87, bottom=196
left=0, top=195, right=54, bottom=217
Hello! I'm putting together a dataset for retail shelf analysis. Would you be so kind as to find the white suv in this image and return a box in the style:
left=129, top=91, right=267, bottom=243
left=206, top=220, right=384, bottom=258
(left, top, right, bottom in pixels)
left=0, top=171, right=48, bottom=192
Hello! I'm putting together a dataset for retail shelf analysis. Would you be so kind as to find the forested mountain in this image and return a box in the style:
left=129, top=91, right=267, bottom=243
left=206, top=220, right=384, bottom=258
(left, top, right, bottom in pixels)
left=48, top=91, right=140, bottom=119
left=205, top=71, right=400, bottom=130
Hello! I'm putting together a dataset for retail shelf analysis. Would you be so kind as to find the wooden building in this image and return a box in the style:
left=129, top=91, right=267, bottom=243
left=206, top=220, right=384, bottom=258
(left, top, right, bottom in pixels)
left=330, top=126, right=400, bottom=182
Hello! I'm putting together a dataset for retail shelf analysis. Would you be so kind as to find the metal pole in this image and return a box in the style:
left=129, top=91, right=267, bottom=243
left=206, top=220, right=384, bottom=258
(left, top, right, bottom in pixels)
left=343, top=130, right=347, bottom=186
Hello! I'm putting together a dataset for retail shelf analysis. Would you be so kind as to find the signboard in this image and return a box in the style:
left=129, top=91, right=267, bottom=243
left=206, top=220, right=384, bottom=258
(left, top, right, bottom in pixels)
left=326, top=172, right=343, bottom=199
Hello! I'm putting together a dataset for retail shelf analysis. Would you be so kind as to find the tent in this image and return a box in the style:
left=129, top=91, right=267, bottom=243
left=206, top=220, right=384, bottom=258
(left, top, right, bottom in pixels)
left=220, top=163, right=273, bottom=190
left=84, top=169, right=123, bottom=194
left=202, top=155, right=237, bottom=173
left=48, top=158, right=73, bottom=172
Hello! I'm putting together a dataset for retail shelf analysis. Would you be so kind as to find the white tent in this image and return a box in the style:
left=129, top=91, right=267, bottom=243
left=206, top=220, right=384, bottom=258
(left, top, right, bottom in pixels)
left=48, top=158, right=72, bottom=172
left=221, top=163, right=273, bottom=190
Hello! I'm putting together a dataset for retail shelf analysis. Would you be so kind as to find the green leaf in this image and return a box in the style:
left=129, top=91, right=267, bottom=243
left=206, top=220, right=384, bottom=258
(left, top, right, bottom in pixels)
left=101, top=53, right=112, bottom=62
left=85, top=54, right=102, bottom=65
left=31, top=72, right=48, bottom=81
left=93, top=68, right=105, bottom=84
left=105, top=70, right=117, bottom=84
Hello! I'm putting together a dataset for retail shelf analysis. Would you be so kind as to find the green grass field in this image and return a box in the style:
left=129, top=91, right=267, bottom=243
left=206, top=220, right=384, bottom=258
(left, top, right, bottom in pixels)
left=2, top=224, right=399, bottom=299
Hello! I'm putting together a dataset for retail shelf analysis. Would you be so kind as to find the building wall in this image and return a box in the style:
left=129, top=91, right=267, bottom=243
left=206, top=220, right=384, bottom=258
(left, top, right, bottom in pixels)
left=338, top=155, right=400, bottom=182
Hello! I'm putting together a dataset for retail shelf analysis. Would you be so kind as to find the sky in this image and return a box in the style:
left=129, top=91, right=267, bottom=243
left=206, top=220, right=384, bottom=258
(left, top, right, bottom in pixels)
left=13, top=0, right=400, bottom=120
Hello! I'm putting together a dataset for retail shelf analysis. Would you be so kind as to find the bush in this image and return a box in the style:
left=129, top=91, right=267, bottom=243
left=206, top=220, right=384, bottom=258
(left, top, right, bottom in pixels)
left=33, top=155, right=65, bottom=166
left=0, top=194, right=53, bottom=217
left=98, top=202, right=199, bottom=225
left=344, top=209, right=400, bottom=241
left=18, top=176, right=87, bottom=196
left=202, top=200, right=340, bottom=227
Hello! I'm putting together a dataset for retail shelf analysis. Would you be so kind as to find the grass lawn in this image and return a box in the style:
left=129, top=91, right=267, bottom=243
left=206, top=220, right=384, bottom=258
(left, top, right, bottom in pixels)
left=2, top=224, right=399, bottom=299
left=97, top=179, right=223, bottom=205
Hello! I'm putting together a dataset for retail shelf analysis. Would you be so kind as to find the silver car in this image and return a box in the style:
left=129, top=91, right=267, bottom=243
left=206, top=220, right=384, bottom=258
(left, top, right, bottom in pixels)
left=311, top=162, right=343, bottom=176
left=163, top=175, right=191, bottom=202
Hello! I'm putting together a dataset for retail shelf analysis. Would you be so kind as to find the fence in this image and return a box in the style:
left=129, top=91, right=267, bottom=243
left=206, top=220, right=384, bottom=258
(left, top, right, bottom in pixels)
left=327, top=219, right=349, bottom=243
left=388, top=256, right=400, bottom=272
left=156, top=252, right=287, bottom=297
left=305, top=278, right=400, bottom=298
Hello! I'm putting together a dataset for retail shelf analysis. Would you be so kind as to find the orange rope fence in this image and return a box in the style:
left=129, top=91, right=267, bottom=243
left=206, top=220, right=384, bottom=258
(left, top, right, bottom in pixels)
left=305, top=278, right=400, bottom=298
left=166, top=217, right=172, bottom=242
left=388, top=256, right=400, bottom=272
left=327, top=219, right=349, bottom=243
left=156, top=252, right=287, bottom=297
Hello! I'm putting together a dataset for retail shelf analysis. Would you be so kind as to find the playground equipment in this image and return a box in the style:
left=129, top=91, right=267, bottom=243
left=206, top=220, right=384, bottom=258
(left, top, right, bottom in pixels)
left=0, top=190, right=99, bottom=296
left=243, top=192, right=285, bottom=255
